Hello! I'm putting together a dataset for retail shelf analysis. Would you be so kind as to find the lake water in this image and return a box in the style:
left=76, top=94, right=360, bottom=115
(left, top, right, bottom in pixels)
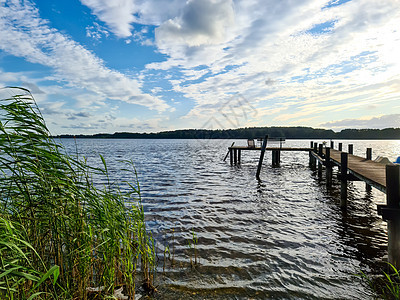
left=59, top=138, right=400, bottom=299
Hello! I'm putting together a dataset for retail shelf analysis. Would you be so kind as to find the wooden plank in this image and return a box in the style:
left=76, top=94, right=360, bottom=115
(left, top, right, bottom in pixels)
left=329, top=149, right=387, bottom=193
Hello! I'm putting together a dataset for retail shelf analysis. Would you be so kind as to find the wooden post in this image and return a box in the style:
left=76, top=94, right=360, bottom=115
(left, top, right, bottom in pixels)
left=330, top=140, right=334, bottom=149
left=314, top=143, right=318, bottom=170
left=272, top=150, right=281, bottom=167
left=310, top=142, right=317, bottom=171
left=309, top=141, right=314, bottom=167
left=326, top=147, right=332, bottom=188
left=366, top=148, right=372, bottom=191
left=386, top=165, right=400, bottom=268
left=234, top=149, right=237, bottom=164
left=366, top=148, right=372, bottom=160
left=318, top=160, right=323, bottom=178
left=272, top=150, right=277, bottom=166
left=238, top=149, right=241, bottom=164
left=229, top=148, right=233, bottom=165
left=256, top=135, right=268, bottom=180
left=277, top=150, right=281, bottom=165
left=224, top=142, right=235, bottom=161
left=318, top=144, right=323, bottom=178
left=340, top=152, right=348, bottom=208
left=337, top=142, right=343, bottom=172
left=348, top=144, right=353, bottom=155
left=318, top=144, right=323, bottom=156
left=326, top=147, right=331, bottom=162
left=271, top=150, right=276, bottom=166
left=309, top=151, right=315, bottom=169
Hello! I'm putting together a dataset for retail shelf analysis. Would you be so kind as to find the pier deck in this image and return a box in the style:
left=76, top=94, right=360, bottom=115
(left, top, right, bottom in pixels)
left=229, top=146, right=311, bottom=151
left=329, top=149, right=386, bottom=193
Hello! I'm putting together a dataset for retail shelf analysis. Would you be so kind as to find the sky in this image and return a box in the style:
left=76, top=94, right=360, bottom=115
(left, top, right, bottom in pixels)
left=1, top=0, right=400, bottom=135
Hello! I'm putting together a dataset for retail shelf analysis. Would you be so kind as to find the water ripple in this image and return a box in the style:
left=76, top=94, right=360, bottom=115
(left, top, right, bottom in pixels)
left=59, top=138, right=394, bottom=299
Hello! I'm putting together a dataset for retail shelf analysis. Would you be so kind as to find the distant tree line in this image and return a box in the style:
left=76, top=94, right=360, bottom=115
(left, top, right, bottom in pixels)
left=55, top=126, right=400, bottom=140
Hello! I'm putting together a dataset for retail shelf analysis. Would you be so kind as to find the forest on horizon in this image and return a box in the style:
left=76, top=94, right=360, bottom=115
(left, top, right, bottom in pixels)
left=56, top=126, right=400, bottom=140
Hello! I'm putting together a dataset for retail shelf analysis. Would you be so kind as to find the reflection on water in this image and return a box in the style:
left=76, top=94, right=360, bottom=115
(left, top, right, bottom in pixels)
left=59, top=138, right=400, bottom=299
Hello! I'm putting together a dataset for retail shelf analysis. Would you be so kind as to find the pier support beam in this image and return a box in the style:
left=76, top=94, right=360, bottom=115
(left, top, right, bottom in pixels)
left=238, top=149, right=241, bottom=165
left=229, top=148, right=233, bottom=165
left=386, top=165, right=400, bottom=268
left=338, top=143, right=342, bottom=151
left=366, top=148, right=372, bottom=160
left=310, top=143, right=318, bottom=171
left=348, top=144, right=354, bottom=155
left=272, top=150, right=276, bottom=166
left=234, top=149, right=237, bottom=165
left=272, top=150, right=281, bottom=167
left=309, top=142, right=315, bottom=168
left=326, top=147, right=332, bottom=188
left=318, top=144, right=323, bottom=178
left=330, top=141, right=334, bottom=149
left=340, top=152, right=348, bottom=208
left=366, top=148, right=372, bottom=191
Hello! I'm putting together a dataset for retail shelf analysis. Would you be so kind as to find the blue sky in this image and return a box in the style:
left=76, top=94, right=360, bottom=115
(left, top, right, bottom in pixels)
left=1, top=0, right=400, bottom=135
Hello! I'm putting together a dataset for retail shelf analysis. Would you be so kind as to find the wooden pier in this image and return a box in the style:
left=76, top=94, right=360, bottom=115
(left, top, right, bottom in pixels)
left=318, top=148, right=386, bottom=192
left=226, top=146, right=311, bottom=165
left=226, top=138, right=400, bottom=267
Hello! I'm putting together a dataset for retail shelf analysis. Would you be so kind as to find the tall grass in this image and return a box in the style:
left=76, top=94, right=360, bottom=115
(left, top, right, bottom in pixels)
left=0, top=87, right=155, bottom=299
left=362, top=263, right=400, bottom=300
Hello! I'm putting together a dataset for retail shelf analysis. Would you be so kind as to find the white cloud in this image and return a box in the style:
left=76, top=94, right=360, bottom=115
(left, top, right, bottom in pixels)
left=80, top=0, right=136, bottom=38
left=147, top=0, right=400, bottom=129
left=2, top=0, right=400, bottom=132
left=0, top=69, right=19, bottom=83
left=80, top=0, right=186, bottom=37
left=320, top=114, right=400, bottom=129
left=85, top=22, right=109, bottom=40
left=156, top=0, right=234, bottom=48
left=0, top=0, right=169, bottom=112
left=20, top=81, right=45, bottom=94
left=74, top=92, right=107, bottom=108
left=112, top=116, right=164, bottom=131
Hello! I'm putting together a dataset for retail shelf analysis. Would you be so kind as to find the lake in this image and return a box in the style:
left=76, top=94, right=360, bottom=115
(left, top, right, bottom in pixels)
left=59, top=138, right=400, bottom=299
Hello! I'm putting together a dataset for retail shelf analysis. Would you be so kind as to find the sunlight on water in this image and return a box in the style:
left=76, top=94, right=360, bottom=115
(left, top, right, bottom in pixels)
left=59, top=138, right=399, bottom=299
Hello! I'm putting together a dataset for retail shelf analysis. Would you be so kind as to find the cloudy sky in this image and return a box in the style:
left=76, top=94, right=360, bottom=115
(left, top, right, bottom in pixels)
left=1, top=0, right=400, bottom=134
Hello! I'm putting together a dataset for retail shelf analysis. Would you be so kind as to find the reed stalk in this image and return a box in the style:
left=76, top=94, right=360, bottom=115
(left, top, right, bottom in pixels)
left=0, top=87, right=155, bottom=299
left=360, top=263, right=400, bottom=299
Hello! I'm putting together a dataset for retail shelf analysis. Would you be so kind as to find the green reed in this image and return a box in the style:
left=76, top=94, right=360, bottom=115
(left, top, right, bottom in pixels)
left=187, top=229, right=198, bottom=268
left=0, top=87, right=155, bottom=299
left=361, top=263, right=400, bottom=299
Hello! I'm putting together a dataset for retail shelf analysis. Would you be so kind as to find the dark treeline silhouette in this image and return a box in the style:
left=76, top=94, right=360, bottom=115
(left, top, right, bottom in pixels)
left=55, top=126, right=400, bottom=140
